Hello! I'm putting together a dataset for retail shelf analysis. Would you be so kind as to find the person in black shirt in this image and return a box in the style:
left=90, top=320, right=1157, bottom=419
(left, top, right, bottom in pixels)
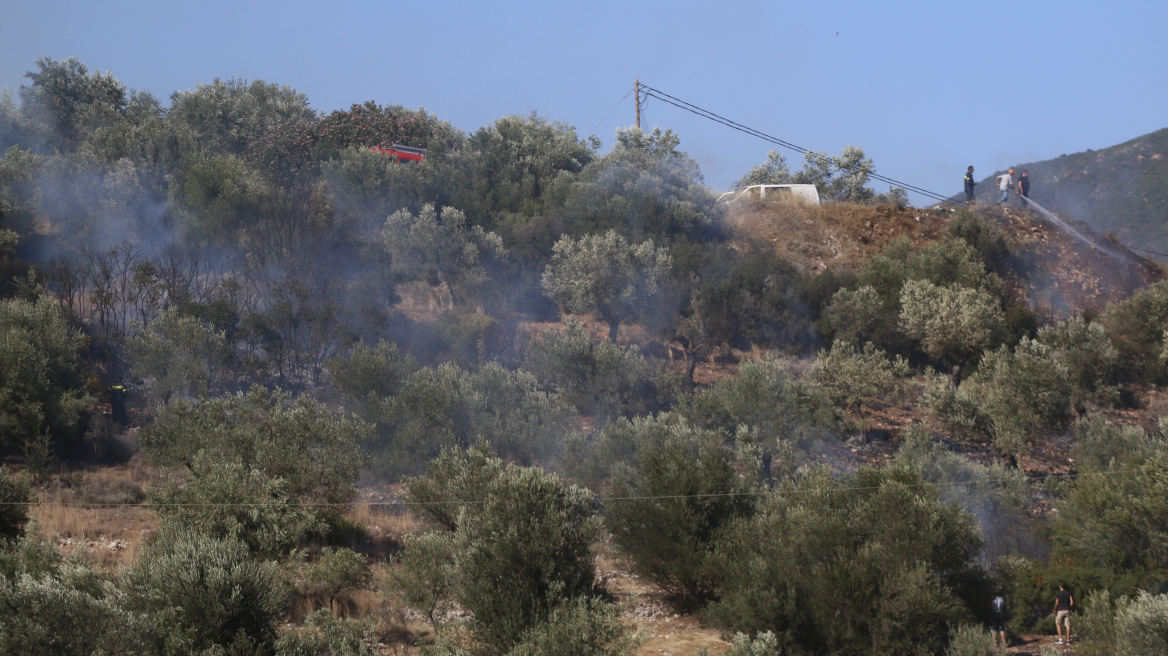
left=1054, top=583, right=1074, bottom=644
left=1017, top=170, right=1031, bottom=202
left=964, top=166, right=977, bottom=203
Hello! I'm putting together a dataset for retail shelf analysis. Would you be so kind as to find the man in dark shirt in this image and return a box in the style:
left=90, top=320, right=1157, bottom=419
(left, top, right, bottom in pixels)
left=1017, top=170, right=1031, bottom=202
left=1054, top=583, right=1074, bottom=644
left=964, top=166, right=977, bottom=203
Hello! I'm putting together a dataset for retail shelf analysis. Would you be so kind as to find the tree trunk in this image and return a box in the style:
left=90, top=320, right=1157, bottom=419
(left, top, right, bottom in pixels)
left=606, top=318, right=620, bottom=342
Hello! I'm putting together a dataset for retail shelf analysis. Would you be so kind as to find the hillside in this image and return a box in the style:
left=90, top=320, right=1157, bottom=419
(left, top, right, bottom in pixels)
left=967, top=127, right=1168, bottom=256
left=725, top=196, right=1163, bottom=318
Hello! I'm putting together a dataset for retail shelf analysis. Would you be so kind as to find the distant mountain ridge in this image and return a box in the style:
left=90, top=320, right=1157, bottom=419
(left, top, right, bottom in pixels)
left=964, top=127, right=1168, bottom=256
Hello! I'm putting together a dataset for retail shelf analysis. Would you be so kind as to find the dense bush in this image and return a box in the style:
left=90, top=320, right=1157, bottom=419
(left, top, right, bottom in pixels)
left=124, top=527, right=287, bottom=654
left=141, top=385, right=369, bottom=504
left=810, top=340, right=909, bottom=438
left=682, top=357, right=839, bottom=450
left=1054, top=418, right=1168, bottom=576
left=0, top=466, right=31, bottom=542
left=704, top=466, right=988, bottom=656
left=400, top=444, right=616, bottom=654
left=1115, top=591, right=1168, bottom=656
left=149, top=454, right=323, bottom=556
left=0, top=571, right=150, bottom=656
left=599, top=414, right=756, bottom=606
left=524, top=319, right=660, bottom=420
left=1037, top=317, right=1122, bottom=406
left=372, top=361, right=570, bottom=476
left=1102, top=280, right=1168, bottom=382
left=0, top=291, right=91, bottom=455
left=957, top=338, right=1073, bottom=457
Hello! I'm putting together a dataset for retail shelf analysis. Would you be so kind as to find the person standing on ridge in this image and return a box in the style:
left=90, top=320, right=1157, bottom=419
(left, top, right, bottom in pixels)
left=1017, top=170, right=1031, bottom=203
left=990, top=594, right=1008, bottom=648
left=1054, top=583, right=1075, bottom=645
left=964, top=166, right=977, bottom=203
left=996, top=169, right=1014, bottom=205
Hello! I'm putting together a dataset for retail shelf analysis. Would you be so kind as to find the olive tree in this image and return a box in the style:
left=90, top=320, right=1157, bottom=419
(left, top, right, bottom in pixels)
left=140, top=385, right=369, bottom=504
left=0, top=292, right=90, bottom=455
left=382, top=204, right=508, bottom=308
left=126, top=308, right=232, bottom=405
left=705, top=466, right=987, bottom=656
left=399, top=445, right=623, bottom=654
left=810, top=340, right=910, bottom=440
left=899, top=279, right=1005, bottom=379
left=541, top=230, right=670, bottom=341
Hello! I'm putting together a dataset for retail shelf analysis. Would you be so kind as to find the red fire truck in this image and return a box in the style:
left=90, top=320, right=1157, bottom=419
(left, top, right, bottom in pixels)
left=369, top=143, right=427, bottom=162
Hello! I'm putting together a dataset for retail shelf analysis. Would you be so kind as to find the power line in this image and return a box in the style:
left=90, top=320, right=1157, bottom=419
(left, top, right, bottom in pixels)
left=637, top=83, right=960, bottom=205
left=585, top=88, right=634, bottom=138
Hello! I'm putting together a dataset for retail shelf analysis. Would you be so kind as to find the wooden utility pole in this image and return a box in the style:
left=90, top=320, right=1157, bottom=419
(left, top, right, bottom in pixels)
left=634, top=79, right=641, bottom=129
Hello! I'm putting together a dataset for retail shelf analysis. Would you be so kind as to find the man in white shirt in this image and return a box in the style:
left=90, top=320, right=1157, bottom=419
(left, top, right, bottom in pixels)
left=996, top=169, right=1014, bottom=205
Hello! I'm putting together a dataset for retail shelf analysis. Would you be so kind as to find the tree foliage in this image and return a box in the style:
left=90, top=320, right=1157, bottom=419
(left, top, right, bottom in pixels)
left=0, top=292, right=91, bottom=454
left=401, top=444, right=615, bottom=654
left=541, top=230, right=670, bottom=340
left=705, top=466, right=987, bottom=656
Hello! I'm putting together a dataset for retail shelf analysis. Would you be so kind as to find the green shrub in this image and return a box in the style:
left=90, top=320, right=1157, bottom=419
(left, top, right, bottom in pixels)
left=1077, top=589, right=1117, bottom=656
left=524, top=318, right=657, bottom=420
left=1115, top=591, right=1168, bottom=656
left=401, top=445, right=610, bottom=653
left=0, top=466, right=31, bottom=542
left=0, top=292, right=91, bottom=455
left=1102, top=280, right=1168, bottom=382
left=300, top=547, right=371, bottom=609
left=1072, top=415, right=1164, bottom=471
left=600, top=414, right=756, bottom=607
left=125, top=527, right=287, bottom=654
left=681, top=357, right=839, bottom=448
left=698, top=631, right=781, bottom=656
left=507, top=594, right=640, bottom=656
left=325, top=339, right=416, bottom=401
left=961, top=338, right=1072, bottom=457
left=274, top=609, right=375, bottom=656
left=705, top=465, right=987, bottom=656
left=821, top=285, right=885, bottom=346
left=1037, top=317, right=1121, bottom=406
left=944, top=623, right=996, bottom=656
left=149, top=454, right=323, bottom=557
left=810, top=340, right=909, bottom=439
left=141, top=385, right=369, bottom=504
left=899, top=279, right=1005, bottom=369
left=0, top=572, right=151, bottom=656
left=946, top=211, right=1008, bottom=267
left=375, top=361, right=569, bottom=477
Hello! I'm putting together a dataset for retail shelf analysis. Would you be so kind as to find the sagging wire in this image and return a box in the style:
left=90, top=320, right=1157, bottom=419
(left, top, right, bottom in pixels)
left=638, top=83, right=959, bottom=205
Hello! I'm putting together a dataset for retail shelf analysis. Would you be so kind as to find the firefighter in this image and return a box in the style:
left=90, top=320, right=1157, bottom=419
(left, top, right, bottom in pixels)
left=110, top=378, right=128, bottom=425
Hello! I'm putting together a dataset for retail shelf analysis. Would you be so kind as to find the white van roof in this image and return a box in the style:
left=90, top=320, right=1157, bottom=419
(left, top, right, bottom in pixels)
left=717, top=184, right=821, bottom=205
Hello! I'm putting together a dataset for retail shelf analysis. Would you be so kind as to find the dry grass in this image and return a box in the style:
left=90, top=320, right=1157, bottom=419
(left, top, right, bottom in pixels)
left=724, top=199, right=948, bottom=272
left=30, top=464, right=160, bottom=570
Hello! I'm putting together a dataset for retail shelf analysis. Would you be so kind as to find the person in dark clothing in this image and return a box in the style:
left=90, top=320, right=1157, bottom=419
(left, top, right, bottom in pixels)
left=1054, top=583, right=1075, bottom=644
left=109, top=378, right=128, bottom=426
left=1016, top=170, right=1031, bottom=201
left=990, top=595, right=1007, bottom=647
left=964, top=166, right=977, bottom=203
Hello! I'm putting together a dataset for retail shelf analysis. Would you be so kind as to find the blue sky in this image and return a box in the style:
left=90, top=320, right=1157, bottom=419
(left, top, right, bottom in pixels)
left=3, top=0, right=1166, bottom=205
